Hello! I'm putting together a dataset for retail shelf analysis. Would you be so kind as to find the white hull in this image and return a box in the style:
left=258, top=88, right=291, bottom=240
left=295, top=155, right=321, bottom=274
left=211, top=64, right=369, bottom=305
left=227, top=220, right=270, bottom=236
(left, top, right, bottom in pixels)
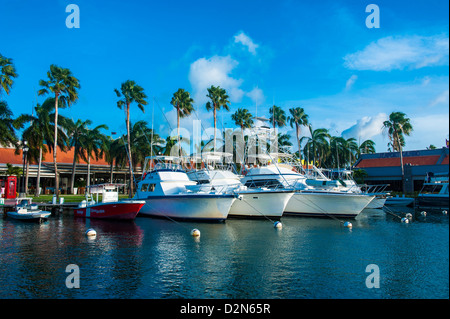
left=229, top=190, right=294, bottom=218
left=138, top=194, right=235, bottom=221
left=285, top=191, right=374, bottom=218
left=7, top=210, right=51, bottom=221
left=365, top=197, right=386, bottom=209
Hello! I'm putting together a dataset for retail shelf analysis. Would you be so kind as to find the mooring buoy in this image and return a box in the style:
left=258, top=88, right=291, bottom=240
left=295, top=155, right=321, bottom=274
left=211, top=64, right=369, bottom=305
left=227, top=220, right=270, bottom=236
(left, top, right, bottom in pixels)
left=191, top=229, right=201, bottom=237
left=274, top=221, right=282, bottom=229
left=85, top=228, right=97, bottom=237
left=401, top=217, right=410, bottom=224
left=343, top=221, right=352, bottom=229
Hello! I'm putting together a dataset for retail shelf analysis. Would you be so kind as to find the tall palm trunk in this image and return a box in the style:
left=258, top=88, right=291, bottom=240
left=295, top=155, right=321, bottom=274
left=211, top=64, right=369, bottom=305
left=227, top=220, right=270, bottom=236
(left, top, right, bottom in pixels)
left=53, top=93, right=60, bottom=199
left=35, top=147, right=42, bottom=197
left=87, top=155, right=91, bottom=192
left=296, top=124, right=302, bottom=164
left=213, top=107, right=217, bottom=151
left=177, top=105, right=181, bottom=156
left=70, top=146, right=77, bottom=194
left=126, top=102, right=134, bottom=197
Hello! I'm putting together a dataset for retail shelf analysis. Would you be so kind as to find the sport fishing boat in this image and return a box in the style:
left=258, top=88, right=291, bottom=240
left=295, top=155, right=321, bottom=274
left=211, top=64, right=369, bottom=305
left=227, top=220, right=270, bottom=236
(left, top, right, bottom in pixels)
left=134, top=156, right=236, bottom=221
left=241, top=160, right=374, bottom=218
left=74, top=183, right=145, bottom=220
left=185, top=152, right=294, bottom=219
left=6, top=198, right=51, bottom=223
left=417, top=172, right=449, bottom=209
left=312, top=168, right=388, bottom=209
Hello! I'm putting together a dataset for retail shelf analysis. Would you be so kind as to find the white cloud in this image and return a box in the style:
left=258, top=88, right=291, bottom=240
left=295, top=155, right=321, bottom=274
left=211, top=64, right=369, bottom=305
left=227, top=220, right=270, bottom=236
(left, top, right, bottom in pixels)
left=234, top=31, right=259, bottom=55
left=341, top=113, right=388, bottom=141
left=246, top=86, right=265, bottom=104
left=188, top=55, right=243, bottom=104
left=429, top=89, right=449, bottom=107
left=345, top=75, right=358, bottom=91
left=344, top=35, right=449, bottom=71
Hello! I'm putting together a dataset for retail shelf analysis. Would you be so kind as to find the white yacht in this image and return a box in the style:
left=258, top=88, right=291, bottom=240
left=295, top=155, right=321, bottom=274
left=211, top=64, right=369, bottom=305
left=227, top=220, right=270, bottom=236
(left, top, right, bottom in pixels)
left=186, top=152, right=294, bottom=219
left=241, top=162, right=374, bottom=218
left=133, top=156, right=236, bottom=221
left=311, top=168, right=388, bottom=209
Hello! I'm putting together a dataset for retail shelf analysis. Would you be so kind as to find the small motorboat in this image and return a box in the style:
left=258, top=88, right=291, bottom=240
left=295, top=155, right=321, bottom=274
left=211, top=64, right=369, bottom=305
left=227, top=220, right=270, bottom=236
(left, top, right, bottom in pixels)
left=74, top=184, right=145, bottom=220
left=6, top=198, right=51, bottom=223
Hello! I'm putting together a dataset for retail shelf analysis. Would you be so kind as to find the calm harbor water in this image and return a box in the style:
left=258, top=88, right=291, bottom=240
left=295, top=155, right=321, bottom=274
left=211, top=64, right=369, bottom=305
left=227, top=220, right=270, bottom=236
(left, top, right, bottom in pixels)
left=0, top=207, right=448, bottom=299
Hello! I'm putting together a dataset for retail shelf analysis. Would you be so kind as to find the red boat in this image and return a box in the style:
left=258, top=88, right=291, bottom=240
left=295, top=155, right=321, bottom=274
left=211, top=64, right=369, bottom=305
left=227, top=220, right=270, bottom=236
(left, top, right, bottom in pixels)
left=74, top=184, right=145, bottom=220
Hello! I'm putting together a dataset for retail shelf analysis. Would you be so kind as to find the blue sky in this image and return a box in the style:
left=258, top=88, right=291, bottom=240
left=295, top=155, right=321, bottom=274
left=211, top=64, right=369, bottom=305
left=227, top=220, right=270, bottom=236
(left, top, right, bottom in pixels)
left=1, top=0, right=449, bottom=153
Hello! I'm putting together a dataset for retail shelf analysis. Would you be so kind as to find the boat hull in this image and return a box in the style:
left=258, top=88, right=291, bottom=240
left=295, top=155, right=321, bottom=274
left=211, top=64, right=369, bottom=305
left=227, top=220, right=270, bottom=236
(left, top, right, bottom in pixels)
left=74, top=201, right=145, bottom=220
left=284, top=191, right=374, bottom=218
left=229, top=190, right=294, bottom=218
left=7, top=211, right=51, bottom=222
left=416, top=195, right=449, bottom=209
left=365, top=197, right=387, bottom=209
left=137, top=194, right=235, bottom=221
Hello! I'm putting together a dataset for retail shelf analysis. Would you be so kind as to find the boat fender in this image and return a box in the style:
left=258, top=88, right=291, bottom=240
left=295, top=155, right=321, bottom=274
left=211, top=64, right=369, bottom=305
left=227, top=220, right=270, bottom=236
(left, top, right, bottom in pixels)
left=443, top=210, right=448, bottom=215
left=420, top=211, right=427, bottom=216
left=405, top=213, right=413, bottom=220
left=274, top=221, right=282, bottom=229
left=85, top=228, right=97, bottom=237
left=191, top=229, right=201, bottom=237
left=401, top=217, right=409, bottom=224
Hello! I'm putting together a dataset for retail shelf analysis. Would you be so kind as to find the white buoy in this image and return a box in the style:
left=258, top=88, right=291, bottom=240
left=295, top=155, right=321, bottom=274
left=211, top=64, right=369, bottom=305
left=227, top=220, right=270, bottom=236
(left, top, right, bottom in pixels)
left=401, top=217, right=410, bottom=224
left=85, top=228, right=97, bottom=237
left=274, top=221, right=282, bottom=229
left=405, top=213, right=413, bottom=220
left=420, top=211, right=427, bottom=216
left=191, top=229, right=201, bottom=237
left=442, top=210, right=447, bottom=215
left=343, top=221, right=352, bottom=229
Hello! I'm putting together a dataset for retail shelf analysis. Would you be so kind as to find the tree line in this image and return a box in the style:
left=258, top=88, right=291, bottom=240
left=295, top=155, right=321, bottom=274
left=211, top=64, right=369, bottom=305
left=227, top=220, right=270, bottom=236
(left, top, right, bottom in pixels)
left=1, top=53, right=414, bottom=197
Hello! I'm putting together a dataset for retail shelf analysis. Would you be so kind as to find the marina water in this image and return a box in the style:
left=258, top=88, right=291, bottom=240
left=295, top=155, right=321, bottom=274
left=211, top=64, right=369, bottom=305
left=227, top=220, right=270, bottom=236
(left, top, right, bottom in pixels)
left=0, top=207, right=448, bottom=299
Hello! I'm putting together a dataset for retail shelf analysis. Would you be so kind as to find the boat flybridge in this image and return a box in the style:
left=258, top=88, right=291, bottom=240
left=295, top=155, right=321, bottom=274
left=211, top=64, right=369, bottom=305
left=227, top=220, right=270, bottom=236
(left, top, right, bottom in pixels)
left=417, top=172, right=449, bottom=210
left=185, top=152, right=294, bottom=219
left=241, top=153, right=374, bottom=218
left=309, top=168, right=388, bottom=209
left=133, top=155, right=236, bottom=221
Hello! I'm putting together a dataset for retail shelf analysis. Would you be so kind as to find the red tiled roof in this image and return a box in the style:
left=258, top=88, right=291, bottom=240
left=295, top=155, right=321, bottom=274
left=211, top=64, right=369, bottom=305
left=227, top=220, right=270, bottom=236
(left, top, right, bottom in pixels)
left=356, top=155, right=446, bottom=168
left=0, top=146, right=109, bottom=166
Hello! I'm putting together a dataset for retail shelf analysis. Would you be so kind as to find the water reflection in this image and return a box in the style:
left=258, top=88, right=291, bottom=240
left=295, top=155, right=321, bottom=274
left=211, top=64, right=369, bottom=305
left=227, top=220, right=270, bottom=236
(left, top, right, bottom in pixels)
left=0, top=207, right=448, bottom=299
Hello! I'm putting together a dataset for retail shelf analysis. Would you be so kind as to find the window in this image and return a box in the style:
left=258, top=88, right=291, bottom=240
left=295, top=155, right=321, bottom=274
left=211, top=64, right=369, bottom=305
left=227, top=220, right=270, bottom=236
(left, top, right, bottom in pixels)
left=141, top=184, right=148, bottom=192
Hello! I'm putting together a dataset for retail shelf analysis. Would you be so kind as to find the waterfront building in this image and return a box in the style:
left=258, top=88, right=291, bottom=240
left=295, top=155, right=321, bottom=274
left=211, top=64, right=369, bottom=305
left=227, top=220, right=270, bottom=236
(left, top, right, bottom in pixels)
left=354, top=147, right=449, bottom=192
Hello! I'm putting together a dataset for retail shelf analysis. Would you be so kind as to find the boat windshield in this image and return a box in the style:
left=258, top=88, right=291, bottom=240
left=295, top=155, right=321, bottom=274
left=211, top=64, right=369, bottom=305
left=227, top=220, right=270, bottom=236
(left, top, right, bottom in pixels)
left=420, top=184, right=444, bottom=194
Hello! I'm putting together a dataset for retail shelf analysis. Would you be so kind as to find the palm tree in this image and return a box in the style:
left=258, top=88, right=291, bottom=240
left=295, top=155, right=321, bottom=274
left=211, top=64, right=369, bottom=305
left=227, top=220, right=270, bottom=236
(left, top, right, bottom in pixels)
left=231, top=108, right=253, bottom=164
left=14, top=97, right=68, bottom=196
left=382, top=112, right=413, bottom=152
left=0, top=101, right=17, bottom=147
left=0, top=163, right=22, bottom=177
left=115, top=80, right=148, bottom=197
left=65, top=118, right=92, bottom=194
left=288, top=107, right=309, bottom=163
left=0, top=53, right=18, bottom=96
left=269, top=105, right=286, bottom=130
left=303, top=126, right=330, bottom=167
left=38, top=64, right=80, bottom=199
left=382, top=111, right=413, bottom=194
left=358, top=139, right=376, bottom=155
left=79, top=124, right=108, bottom=190
left=170, top=88, right=194, bottom=156
left=206, top=85, right=230, bottom=151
